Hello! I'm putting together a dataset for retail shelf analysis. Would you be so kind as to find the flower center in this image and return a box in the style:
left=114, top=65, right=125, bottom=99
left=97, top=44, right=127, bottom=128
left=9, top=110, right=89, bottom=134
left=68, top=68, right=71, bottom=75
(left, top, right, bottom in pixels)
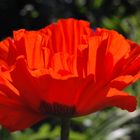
left=39, top=101, right=76, bottom=117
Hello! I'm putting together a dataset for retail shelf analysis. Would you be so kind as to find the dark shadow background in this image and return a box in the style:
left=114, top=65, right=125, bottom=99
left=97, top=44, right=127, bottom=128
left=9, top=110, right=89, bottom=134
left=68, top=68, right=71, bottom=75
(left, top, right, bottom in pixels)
left=0, top=0, right=140, bottom=40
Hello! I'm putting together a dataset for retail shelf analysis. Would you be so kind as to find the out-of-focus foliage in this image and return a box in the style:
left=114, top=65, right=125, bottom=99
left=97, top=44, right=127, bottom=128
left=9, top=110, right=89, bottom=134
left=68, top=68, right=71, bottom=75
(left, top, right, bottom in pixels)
left=0, top=0, right=140, bottom=140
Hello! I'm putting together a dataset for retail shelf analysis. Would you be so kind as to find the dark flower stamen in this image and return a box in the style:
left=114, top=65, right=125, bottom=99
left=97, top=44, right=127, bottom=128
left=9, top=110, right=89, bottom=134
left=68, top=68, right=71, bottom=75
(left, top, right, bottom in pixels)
left=40, top=101, right=76, bottom=117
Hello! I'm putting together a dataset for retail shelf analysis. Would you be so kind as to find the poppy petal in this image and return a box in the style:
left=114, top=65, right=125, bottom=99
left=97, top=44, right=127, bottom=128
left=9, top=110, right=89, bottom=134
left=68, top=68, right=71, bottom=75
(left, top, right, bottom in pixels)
left=13, top=30, right=47, bottom=70
left=36, top=75, right=94, bottom=107
left=104, top=88, right=137, bottom=112
left=112, top=40, right=140, bottom=78
left=0, top=37, right=17, bottom=66
left=0, top=95, right=44, bottom=132
left=76, top=86, right=136, bottom=116
left=41, top=18, right=91, bottom=54
left=110, top=75, right=134, bottom=90
left=10, top=57, right=41, bottom=111
left=93, top=28, right=130, bottom=81
left=0, top=75, right=20, bottom=100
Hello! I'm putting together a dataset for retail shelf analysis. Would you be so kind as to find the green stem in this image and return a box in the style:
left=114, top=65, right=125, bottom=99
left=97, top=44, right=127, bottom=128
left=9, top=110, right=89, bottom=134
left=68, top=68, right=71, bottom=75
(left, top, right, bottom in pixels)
left=60, top=118, right=70, bottom=140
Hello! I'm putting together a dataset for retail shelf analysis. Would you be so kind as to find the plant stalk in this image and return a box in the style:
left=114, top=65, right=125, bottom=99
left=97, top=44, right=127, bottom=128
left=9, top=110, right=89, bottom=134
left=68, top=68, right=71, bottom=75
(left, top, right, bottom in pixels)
left=60, top=118, right=70, bottom=140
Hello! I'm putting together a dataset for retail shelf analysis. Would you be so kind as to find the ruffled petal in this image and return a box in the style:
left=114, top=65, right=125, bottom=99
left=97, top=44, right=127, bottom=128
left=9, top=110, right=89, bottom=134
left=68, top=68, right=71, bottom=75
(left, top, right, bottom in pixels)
left=76, top=86, right=136, bottom=116
left=110, top=75, right=134, bottom=90
left=91, top=28, right=130, bottom=82
left=0, top=37, right=17, bottom=66
left=112, top=40, right=140, bottom=79
left=36, top=74, right=94, bottom=108
left=10, top=57, right=41, bottom=111
left=13, top=30, right=48, bottom=70
left=0, top=95, right=45, bottom=132
left=122, top=40, right=140, bottom=76
left=0, top=75, right=20, bottom=100
left=103, top=88, right=136, bottom=112
left=40, top=18, right=91, bottom=54
left=0, top=60, right=45, bottom=132
left=40, top=18, right=93, bottom=78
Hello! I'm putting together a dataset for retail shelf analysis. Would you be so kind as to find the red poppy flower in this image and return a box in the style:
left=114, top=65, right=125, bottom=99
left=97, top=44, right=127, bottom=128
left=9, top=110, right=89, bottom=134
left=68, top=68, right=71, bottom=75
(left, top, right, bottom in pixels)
left=0, top=18, right=140, bottom=132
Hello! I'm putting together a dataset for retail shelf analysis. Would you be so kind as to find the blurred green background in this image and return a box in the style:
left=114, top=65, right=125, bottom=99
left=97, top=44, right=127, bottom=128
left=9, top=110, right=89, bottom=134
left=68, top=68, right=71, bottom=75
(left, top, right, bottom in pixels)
left=0, top=0, right=140, bottom=140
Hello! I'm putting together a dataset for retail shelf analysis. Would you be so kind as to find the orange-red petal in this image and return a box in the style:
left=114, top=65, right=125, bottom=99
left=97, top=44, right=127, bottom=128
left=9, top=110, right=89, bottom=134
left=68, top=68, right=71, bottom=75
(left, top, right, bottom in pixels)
left=76, top=87, right=136, bottom=116
left=10, top=57, right=41, bottom=111
left=0, top=94, right=45, bottom=131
